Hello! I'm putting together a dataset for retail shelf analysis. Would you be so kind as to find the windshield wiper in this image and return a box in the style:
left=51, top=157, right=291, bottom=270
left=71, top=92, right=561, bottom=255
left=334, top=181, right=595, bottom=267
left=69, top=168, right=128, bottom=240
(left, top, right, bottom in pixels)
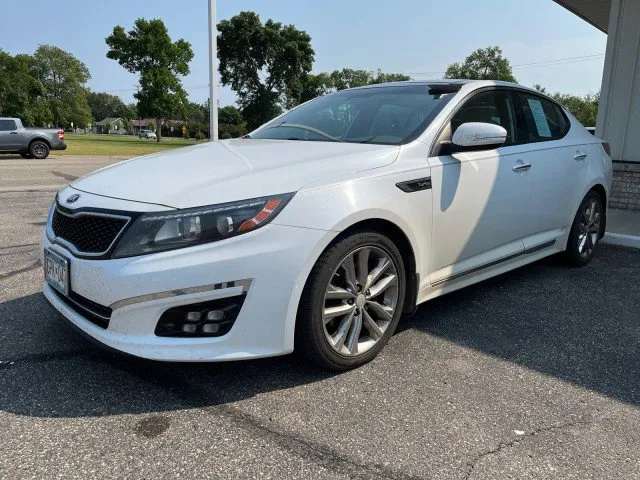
left=263, top=123, right=344, bottom=142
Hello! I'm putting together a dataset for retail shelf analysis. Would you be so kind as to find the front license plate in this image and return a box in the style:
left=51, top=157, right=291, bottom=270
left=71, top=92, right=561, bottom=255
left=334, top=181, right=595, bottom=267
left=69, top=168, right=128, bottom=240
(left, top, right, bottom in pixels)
left=44, top=248, right=69, bottom=296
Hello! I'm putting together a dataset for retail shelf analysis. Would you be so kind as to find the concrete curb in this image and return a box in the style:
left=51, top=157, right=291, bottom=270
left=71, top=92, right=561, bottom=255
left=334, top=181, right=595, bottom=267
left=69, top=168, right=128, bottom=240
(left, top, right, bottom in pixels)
left=602, top=232, right=640, bottom=249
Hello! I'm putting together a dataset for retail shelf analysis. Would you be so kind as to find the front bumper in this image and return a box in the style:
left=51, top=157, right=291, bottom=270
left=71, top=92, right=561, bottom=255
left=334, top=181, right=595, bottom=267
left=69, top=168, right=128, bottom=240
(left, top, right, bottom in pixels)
left=42, top=222, right=335, bottom=362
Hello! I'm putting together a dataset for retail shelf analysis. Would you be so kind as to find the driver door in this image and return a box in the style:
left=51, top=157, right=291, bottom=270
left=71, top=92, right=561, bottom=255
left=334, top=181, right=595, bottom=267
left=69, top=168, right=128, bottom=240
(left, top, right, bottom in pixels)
left=0, top=119, right=20, bottom=151
left=427, top=89, right=534, bottom=285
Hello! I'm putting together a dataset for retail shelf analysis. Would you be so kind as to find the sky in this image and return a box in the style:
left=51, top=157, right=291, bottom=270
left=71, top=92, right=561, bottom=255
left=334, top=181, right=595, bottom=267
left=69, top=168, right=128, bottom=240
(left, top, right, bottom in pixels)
left=0, top=0, right=607, bottom=107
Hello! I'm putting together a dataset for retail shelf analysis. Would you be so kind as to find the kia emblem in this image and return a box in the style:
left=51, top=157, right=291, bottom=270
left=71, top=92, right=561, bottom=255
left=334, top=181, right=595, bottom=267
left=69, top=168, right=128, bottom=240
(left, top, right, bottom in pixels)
left=66, top=194, right=81, bottom=204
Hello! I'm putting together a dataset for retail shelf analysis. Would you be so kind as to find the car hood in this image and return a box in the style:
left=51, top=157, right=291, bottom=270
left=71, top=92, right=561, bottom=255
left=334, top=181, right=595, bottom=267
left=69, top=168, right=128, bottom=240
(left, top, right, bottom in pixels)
left=71, top=139, right=400, bottom=209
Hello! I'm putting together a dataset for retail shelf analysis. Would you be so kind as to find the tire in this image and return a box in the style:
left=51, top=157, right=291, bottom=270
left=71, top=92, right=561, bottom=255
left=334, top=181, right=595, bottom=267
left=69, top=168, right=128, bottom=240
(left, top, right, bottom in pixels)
left=296, top=231, right=406, bottom=371
left=20, top=153, right=33, bottom=159
left=564, top=190, right=603, bottom=266
left=29, top=140, right=50, bottom=159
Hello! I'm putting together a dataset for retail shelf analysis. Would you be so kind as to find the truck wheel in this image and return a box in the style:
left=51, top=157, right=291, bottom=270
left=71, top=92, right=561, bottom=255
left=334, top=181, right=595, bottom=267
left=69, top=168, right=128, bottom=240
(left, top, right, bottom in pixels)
left=30, top=141, right=50, bottom=159
left=20, top=153, right=33, bottom=159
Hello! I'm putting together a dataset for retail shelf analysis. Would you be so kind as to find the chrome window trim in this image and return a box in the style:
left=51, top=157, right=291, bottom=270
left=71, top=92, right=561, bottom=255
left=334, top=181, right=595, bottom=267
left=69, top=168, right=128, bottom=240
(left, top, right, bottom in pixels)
left=109, top=279, right=253, bottom=310
left=46, top=204, right=132, bottom=258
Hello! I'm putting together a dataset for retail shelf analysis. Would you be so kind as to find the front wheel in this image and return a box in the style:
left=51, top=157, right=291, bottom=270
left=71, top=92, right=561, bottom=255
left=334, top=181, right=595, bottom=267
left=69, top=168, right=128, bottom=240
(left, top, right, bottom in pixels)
left=564, top=191, right=603, bottom=266
left=29, top=141, right=50, bottom=159
left=296, top=231, right=406, bottom=370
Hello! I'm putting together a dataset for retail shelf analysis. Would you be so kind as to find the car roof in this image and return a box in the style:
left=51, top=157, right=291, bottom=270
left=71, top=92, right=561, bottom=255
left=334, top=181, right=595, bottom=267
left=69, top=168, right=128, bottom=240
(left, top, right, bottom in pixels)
left=347, top=79, right=535, bottom=93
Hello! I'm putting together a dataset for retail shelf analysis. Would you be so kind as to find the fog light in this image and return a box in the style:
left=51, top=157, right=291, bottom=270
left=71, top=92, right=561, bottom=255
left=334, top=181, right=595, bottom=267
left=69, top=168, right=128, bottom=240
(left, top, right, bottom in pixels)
left=206, top=310, right=225, bottom=321
left=202, top=324, right=220, bottom=334
left=155, top=293, right=246, bottom=338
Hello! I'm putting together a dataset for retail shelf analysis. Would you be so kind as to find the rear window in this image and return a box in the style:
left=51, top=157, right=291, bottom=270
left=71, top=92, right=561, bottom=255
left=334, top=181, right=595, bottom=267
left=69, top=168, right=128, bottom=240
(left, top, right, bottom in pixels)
left=512, top=92, right=569, bottom=143
left=0, top=120, right=17, bottom=131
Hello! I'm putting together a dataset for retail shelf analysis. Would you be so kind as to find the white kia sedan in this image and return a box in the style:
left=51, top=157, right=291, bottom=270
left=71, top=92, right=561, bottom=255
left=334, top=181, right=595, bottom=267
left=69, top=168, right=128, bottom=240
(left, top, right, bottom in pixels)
left=42, top=80, right=613, bottom=370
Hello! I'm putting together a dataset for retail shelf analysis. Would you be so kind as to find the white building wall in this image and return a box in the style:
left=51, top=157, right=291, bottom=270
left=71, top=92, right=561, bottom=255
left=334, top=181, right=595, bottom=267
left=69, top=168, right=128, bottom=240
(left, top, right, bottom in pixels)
left=597, top=0, right=640, bottom=162
left=596, top=0, right=640, bottom=210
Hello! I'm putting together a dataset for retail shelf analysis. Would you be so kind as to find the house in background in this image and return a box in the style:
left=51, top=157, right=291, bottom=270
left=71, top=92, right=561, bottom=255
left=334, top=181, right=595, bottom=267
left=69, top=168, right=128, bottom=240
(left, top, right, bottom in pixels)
left=93, top=118, right=128, bottom=135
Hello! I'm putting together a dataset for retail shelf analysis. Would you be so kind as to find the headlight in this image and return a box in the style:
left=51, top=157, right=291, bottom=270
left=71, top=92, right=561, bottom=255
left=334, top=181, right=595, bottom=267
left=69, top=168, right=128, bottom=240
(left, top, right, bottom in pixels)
left=112, top=193, right=294, bottom=258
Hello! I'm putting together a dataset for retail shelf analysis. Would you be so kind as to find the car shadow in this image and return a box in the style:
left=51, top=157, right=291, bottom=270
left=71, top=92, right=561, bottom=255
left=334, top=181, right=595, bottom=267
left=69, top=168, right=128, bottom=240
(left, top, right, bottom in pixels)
left=399, top=244, right=640, bottom=407
left=0, top=246, right=637, bottom=419
left=0, top=292, right=336, bottom=419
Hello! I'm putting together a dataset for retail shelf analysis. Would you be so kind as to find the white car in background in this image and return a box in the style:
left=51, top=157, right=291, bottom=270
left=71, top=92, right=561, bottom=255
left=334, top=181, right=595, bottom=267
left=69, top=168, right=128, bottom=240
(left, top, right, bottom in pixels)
left=138, top=129, right=157, bottom=139
left=42, top=80, right=613, bottom=370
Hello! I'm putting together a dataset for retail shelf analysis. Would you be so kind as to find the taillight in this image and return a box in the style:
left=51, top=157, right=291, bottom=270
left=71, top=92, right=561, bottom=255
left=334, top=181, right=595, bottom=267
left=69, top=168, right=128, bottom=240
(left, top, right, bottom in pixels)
left=602, top=142, right=611, bottom=156
left=57, top=130, right=64, bottom=141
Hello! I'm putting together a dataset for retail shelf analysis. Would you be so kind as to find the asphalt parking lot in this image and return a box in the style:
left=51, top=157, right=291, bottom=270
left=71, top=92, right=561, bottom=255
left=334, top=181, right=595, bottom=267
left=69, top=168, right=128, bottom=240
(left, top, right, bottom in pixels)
left=1, top=156, right=639, bottom=479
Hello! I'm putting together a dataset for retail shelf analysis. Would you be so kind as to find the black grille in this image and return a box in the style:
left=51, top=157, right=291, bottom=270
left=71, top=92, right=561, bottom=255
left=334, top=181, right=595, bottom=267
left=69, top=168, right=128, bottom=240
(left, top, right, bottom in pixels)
left=52, top=208, right=128, bottom=254
left=52, top=289, right=112, bottom=329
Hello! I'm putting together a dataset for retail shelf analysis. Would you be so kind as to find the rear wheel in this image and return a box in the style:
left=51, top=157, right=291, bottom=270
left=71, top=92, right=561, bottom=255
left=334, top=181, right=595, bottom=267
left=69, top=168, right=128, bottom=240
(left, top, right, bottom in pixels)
left=29, top=140, right=50, bottom=159
left=564, top=191, right=603, bottom=266
left=296, top=231, right=406, bottom=370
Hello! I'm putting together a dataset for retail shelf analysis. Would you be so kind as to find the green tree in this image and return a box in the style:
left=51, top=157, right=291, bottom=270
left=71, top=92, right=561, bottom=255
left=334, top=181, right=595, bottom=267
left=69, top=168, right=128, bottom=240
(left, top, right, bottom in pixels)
left=299, top=72, right=334, bottom=103
left=106, top=18, right=194, bottom=142
left=0, top=50, right=51, bottom=126
left=330, top=69, right=411, bottom=91
left=445, top=46, right=517, bottom=83
left=86, top=91, right=129, bottom=122
left=554, top=92, right=599, bottom=127
left=122, top=117, right=133, bottom=134
left=217, top=11, right=315, bottom=129
left=219, top=105, right=244, bottom=126
left=32, top=45, right=92, bottom=128
left=214, top=105, right=247, bottom=139
left=298, top=69, right=410, bottom=103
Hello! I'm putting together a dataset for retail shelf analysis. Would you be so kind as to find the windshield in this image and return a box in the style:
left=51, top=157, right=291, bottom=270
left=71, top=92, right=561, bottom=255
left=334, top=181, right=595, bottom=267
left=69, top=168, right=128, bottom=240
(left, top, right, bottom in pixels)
left=250, top=84, right=458, bottom=145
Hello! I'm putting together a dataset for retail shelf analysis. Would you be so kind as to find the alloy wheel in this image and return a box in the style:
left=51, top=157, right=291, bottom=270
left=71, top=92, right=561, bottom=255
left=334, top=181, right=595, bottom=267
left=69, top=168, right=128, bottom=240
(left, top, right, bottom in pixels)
left=32, top=143, right=47, bottom=158
left=578, top=198, right=601, bottom=258
left=323, top=246, right=399, bottom=356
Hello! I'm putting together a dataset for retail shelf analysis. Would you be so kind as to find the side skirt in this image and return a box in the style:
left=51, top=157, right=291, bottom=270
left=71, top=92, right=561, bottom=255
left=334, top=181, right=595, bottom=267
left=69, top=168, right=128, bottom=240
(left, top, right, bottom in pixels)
left=417, top=240, right=560, bottom=305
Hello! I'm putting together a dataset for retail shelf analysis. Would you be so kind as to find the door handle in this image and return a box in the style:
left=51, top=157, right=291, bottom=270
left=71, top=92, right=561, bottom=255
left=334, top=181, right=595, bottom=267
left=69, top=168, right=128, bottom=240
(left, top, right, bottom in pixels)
left=9, top=132, right=18, bottom=135
left=512, top=163, right=532, bottom=172
left=574, top=152, right=587, bottom=161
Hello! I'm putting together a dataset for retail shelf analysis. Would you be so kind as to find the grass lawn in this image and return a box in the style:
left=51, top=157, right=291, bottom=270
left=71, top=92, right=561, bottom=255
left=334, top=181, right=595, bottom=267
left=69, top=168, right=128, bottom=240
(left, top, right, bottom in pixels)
left=58, top=133, right=206, bottom=157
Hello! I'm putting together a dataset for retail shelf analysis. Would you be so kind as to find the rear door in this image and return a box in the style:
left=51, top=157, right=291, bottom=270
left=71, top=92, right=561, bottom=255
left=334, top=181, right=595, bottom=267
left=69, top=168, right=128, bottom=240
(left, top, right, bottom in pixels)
left=0, top=119, right=20, bottom=151
left=511, top=91, right=587, bottom=248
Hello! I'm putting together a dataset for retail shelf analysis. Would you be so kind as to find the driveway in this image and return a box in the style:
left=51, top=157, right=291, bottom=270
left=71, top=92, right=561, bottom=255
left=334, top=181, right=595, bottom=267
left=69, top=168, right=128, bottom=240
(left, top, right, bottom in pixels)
left=0, top=158, right=639, bottom=479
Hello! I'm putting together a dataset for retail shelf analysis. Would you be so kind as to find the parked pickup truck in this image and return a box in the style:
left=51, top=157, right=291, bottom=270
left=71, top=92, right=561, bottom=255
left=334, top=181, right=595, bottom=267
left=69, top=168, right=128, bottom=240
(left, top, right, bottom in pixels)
left=0, top=118, right=67, bottom=159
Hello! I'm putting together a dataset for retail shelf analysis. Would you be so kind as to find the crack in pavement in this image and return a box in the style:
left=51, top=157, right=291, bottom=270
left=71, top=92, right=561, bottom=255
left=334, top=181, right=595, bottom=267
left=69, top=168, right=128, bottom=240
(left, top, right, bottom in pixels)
left=0, top=260, right=40, bottom=280
left=50, top=171, right=79, bottom=182
left=0, top=349, right=91, bottom=371
left=99, top=359, right=425, bottom=480
left=462, top=419, right=593, bottom=480
left=0, top=243, right=39, bottom=251
left=209, top=403, right=426, bottom=480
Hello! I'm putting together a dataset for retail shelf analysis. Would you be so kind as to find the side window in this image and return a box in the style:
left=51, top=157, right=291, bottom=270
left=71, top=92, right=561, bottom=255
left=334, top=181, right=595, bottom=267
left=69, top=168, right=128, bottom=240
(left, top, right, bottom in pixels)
left=451, top=90, right=516, bottom=145
left=0, top=120, right=17, bottom=132
left=512, top=92, right=569, bottom=143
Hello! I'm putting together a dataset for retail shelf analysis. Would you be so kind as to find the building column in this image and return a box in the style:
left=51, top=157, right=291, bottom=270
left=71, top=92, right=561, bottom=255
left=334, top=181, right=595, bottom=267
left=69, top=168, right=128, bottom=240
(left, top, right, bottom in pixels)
left=597, top=0, right=640, bottom=210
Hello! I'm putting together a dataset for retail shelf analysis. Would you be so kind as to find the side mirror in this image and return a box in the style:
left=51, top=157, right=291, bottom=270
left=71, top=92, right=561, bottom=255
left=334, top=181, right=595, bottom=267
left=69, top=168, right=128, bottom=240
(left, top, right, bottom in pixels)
left=451, top=122, right=507, bottom=149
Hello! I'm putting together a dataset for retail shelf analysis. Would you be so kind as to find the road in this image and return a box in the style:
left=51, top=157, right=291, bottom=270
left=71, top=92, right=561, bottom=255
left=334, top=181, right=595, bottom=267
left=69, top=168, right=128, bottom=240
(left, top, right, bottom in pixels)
left=1, top=157, right=639, bottom=479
